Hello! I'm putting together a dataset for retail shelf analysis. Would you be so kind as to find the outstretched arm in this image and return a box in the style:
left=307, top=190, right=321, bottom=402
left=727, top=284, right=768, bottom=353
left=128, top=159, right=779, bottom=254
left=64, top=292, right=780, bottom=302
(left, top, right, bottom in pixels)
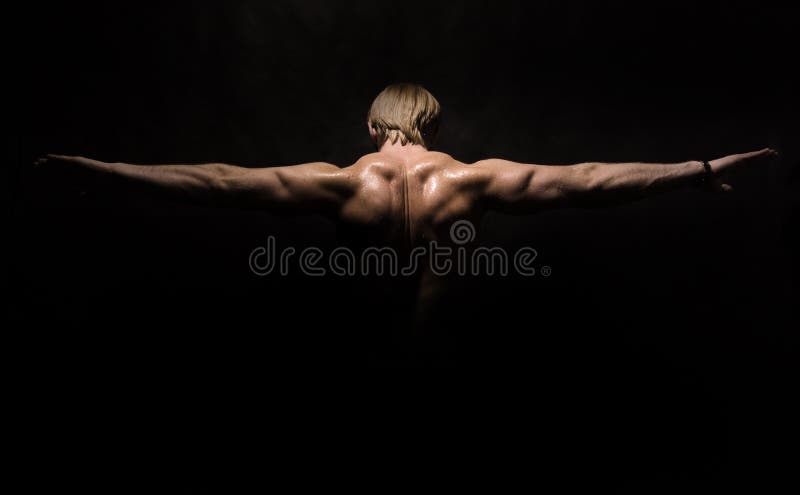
left=35, top=154, right=354, bottom=216
left=471, top=148, right=779, bottom=213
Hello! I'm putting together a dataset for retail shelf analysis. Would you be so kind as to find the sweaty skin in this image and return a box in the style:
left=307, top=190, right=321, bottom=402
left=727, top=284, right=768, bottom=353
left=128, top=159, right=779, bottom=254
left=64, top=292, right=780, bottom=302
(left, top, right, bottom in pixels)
left=36, top=143, right=778, bottom=328
left=335, top=148, right=488, bottom=323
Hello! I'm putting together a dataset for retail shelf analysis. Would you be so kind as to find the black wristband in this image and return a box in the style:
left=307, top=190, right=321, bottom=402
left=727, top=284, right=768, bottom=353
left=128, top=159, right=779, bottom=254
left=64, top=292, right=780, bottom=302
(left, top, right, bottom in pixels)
left=698, top=160, right=713, bottom=187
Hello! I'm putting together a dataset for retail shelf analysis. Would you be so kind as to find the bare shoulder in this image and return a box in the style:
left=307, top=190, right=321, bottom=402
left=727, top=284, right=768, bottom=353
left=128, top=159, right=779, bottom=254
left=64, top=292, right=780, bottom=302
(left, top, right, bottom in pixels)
left=445, top=158, right=557, bottom=199
left=339, top=151, right=504, bottom=185
left=344, top=152, right=403, bottom=176
left=469, top=157, right=524, bottom=170
left=462, top=157, right=545, bottom=180
left=441, top=157, right=513, bottom=186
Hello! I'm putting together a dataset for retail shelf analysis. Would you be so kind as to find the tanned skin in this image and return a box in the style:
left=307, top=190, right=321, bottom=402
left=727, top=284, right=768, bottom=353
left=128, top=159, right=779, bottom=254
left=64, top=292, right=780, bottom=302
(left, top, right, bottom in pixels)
left=35, top=128, right=779, bottom=324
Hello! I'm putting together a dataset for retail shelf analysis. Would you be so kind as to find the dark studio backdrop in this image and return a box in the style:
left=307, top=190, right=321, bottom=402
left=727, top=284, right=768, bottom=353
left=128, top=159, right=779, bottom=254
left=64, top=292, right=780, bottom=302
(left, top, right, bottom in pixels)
left=9, top=0, right=799, bottom=488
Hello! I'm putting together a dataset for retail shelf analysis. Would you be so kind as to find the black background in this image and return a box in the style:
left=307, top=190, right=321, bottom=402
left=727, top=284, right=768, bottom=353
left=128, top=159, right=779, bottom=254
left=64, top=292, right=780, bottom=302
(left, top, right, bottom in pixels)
left=9, top=0, right=799, bottom=489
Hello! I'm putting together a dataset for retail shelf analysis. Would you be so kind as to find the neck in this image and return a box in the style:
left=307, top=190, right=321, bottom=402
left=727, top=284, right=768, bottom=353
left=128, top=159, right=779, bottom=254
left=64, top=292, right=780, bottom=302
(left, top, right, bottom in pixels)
left=378, top=139, right=429, bottom=159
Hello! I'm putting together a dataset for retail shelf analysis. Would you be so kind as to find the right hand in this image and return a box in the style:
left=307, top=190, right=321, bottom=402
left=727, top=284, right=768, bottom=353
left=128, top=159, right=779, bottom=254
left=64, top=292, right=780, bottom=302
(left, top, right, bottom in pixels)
left=31, top=154, right=111, bottom=198
left=707, top=148, right=779, bottom=192
left=33, top=154, right=109, bottom=169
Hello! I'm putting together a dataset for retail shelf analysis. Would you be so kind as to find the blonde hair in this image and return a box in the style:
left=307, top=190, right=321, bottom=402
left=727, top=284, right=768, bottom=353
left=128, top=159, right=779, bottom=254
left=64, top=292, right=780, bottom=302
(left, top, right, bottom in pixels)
left=367, top=83, right=441, bottom=148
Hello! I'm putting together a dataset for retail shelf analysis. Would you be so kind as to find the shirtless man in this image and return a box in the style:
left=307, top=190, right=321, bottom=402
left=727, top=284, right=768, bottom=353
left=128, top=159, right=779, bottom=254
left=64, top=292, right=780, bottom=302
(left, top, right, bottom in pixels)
left=35, top=82, right=779, bottom=337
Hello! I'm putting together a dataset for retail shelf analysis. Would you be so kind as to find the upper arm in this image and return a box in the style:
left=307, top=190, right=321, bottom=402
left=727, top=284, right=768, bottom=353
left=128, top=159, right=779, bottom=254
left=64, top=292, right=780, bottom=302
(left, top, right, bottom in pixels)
left=469, top=158, right=590, bottom=213
left=219, top=162, right=354, bottom=215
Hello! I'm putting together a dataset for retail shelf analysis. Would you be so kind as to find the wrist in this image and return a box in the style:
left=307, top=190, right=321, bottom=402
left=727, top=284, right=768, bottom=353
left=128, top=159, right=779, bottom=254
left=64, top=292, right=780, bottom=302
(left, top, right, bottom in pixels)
left=691, top=159, right=713, bottom=189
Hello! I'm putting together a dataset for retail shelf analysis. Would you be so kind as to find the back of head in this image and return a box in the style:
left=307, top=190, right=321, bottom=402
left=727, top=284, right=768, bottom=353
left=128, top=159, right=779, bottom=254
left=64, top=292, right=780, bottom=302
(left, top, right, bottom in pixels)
left=367, top=83, right=441, bottom=149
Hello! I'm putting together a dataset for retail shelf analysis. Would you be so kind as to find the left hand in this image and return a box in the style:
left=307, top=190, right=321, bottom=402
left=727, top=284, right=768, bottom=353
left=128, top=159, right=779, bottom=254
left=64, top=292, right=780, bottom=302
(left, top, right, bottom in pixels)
left=707, top=148, right=779, bottom=192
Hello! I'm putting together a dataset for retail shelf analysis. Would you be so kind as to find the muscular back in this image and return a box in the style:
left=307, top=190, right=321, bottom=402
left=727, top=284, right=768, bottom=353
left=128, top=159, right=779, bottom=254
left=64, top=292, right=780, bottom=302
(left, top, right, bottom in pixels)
left=337, top=151, right=483, bottom=251
left=331, top=150, right=488, bottom=350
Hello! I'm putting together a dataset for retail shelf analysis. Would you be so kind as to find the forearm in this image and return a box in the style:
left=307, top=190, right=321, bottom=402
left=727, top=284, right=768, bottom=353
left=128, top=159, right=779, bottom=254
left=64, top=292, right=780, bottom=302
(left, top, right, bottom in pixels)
left=47, top=154, right=237, bottom=202
left=563, top=159, right=704, bottom=204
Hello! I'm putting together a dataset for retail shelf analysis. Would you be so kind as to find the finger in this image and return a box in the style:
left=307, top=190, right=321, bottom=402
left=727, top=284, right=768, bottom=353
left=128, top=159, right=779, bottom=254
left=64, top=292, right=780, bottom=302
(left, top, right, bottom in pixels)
left=755, top=148, right=779, bottom=158
left=46, top=153, right=74, bottom=161
left=750, top=148, right=779, bottom=160
left=727, top=149, right=776, bottom=167
left=709, top=177, right=731, bottom=192
left=740, top=149, right=768, bottom=160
